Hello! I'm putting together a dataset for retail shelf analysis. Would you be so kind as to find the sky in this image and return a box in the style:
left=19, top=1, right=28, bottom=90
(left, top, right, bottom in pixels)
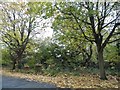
left=32, top=17, right=54, bottom=40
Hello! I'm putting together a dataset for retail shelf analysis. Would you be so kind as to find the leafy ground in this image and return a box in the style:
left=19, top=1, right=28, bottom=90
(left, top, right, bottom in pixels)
left=1, top=68, right=119, bottom=88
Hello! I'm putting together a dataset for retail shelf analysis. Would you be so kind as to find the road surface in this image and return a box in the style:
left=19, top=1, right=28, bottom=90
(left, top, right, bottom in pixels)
left=2, top=75, right=56, bottom=88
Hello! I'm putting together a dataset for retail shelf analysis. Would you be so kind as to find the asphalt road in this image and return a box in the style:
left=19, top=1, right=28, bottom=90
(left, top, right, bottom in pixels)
left=2, top=75, right=56, bottom=88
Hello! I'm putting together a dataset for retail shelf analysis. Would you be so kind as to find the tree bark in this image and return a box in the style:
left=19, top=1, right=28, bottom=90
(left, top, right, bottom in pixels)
left=16, top=55, right=23, bottom=69
left=17, top=60, right=22, bottom=69
left=12, top=60, right=16, bottom=70
left=97, top=48, right=107, bottom=80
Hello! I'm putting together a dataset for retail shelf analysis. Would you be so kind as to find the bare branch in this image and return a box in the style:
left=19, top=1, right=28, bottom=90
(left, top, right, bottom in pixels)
left=102, top=23, right=120, bottom=48
left=102, top=13, right=120, bottom=29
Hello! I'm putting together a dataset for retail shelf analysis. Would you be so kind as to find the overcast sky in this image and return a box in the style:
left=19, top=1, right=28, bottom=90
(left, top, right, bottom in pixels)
left=31, top=16, right=54, bottom=41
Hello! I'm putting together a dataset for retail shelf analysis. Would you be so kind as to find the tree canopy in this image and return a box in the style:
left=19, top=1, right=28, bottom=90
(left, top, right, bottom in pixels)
left=1, top=1, right=120, bottom=80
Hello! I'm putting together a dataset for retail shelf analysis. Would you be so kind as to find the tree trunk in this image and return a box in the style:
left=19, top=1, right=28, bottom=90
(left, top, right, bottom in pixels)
left=12, top=60, right=16, bottom=70
left=17, top=60, right=22, bottom=69
left=97, top=49, right=107, bottom=80
left=17, top=57, right=22, bottom=69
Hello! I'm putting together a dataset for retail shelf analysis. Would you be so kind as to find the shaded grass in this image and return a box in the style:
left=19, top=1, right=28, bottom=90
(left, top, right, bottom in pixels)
left=2, top=65, right=119, bottom=77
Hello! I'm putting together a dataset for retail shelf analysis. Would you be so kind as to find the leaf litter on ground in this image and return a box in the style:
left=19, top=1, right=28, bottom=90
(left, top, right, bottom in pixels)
left=1, top=68, right=119, bottom=88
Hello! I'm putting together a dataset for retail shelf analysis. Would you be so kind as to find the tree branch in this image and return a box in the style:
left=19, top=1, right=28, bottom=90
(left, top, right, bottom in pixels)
left=108, top=38, right=120, bottom=43
left=71, top=12, right=94, bottom=43
left=112, top=32, right=120, bottom=36
left=102, top=14, right=120, bottom=29
left=102, top=23, right=120, bottom=48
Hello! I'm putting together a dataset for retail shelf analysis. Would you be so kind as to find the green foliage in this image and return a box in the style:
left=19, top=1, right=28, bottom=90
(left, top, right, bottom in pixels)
left=27, top=2, right=55, bottom=18
left=104, top=44, right=120, bottom=62
left=1, top=2, right=120, bottom=79
left=1, top=48, right=11, bottom=66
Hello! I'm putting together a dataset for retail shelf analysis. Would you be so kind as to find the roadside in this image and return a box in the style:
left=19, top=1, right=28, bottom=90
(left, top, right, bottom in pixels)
left=1, top=68, right=119, bottom=88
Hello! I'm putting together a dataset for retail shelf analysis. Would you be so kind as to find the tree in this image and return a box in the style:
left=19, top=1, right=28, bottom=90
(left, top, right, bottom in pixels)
left=54, top=2, right=120, bottom=80
left=0, top=3, right=36, bottom=69
left=52, top=6, right=93, bottom=67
